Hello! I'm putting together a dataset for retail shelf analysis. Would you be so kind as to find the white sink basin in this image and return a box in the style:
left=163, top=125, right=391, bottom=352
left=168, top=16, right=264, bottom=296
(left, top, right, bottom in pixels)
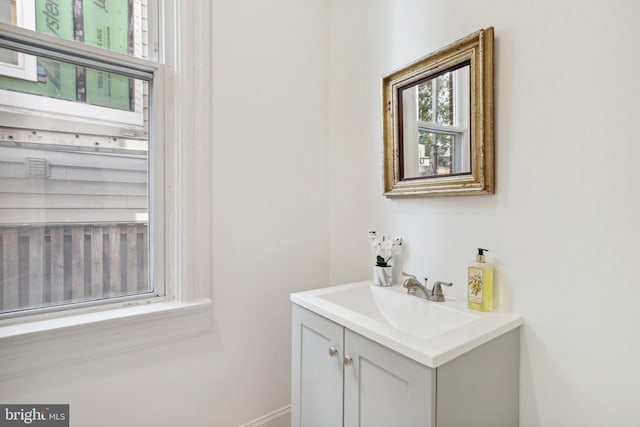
left=291, top=281, right=522, bottom=367
left=318, top=284, right=479, bottom=340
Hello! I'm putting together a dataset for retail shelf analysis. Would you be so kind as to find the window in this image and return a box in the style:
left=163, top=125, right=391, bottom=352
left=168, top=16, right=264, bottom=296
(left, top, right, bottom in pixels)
left=401, top=63, right=470, bottom=179
left=0, top=0, right=211, bottom=379
left=0, top=0, right=160, bottom=316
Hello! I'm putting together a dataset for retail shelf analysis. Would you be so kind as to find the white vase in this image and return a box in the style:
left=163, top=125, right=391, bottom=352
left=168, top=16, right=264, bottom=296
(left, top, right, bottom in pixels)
left=373, top=266, right=393, bottom=286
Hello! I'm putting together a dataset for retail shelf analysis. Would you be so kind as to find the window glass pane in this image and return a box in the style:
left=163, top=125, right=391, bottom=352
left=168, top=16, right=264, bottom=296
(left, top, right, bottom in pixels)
left=2, top=0, right=152, bottom=60
left=0, top=47, right=17, bottom=66
left=417, top=81, right=432, bottom=123
left=0, top=50, right=147, bottom=124
left=0, top=0, right=18, bottom=65
left=418, top=131, right=453, bottom=177
left=0, top=47, right=150, bottom=314
left=0, top=0, right=16, bottom=24
left=417, top=73, right=454, bottom=125
left=435, top=73, right=452, bottom=125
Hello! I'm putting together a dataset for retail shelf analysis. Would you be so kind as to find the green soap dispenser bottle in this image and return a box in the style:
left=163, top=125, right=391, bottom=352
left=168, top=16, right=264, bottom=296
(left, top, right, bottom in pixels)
left=468, top=248, right=494, bottom=312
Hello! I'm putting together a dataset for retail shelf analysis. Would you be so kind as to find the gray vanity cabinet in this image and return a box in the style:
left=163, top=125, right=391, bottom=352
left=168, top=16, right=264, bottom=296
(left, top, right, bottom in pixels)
left=291, top=304, right=344, bottom=427
left=343, top=328, right=434, bottom=426
left=291, top=304, right=519, bottom=427
left=292, top=304, right=433, bottom=427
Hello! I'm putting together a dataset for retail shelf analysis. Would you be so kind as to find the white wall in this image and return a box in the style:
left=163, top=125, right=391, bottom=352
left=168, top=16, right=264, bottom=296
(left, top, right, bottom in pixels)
left=210, top=0, right=330, bottom=424
left=0, top=1, right=329, bottom=426
left=328, top=0, right=640, bottom=425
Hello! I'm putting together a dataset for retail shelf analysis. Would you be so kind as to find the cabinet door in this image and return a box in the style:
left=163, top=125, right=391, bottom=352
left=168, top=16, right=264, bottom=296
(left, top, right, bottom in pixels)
left=291, top=305, right=344, bottom=427
left=343, top=329, right=435, bottom=427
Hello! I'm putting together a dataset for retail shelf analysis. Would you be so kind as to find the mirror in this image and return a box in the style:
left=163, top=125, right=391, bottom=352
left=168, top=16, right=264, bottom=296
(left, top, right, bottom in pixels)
left=382, top=28, right=494, bottom=197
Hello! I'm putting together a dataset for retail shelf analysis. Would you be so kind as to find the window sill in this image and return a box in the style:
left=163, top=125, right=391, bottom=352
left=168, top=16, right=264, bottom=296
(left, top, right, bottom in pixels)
left=0, top=298, right=212, bottom=381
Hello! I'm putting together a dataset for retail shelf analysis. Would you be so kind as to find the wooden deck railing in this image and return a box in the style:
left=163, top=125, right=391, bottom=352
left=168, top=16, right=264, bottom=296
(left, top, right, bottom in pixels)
left=0, top=223, right=148, bottom=312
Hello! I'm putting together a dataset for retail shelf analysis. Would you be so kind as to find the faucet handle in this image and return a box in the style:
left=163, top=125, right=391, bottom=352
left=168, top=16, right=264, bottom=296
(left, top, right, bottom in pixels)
left=401, top=272, right=428, bottom=289
left=431, top=281, right=453, bottom=299
left=401, top=272, right=428, bottom=284
left=434, top=281, right=453, bottom=287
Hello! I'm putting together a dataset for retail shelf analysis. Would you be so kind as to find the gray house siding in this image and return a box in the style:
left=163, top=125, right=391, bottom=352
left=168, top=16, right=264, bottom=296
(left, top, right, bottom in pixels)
left=0, top=145, right=147, bottom=224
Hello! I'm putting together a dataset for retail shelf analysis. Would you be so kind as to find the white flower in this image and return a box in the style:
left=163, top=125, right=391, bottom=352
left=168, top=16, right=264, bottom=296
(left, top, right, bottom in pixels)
left=392, top=238, right=403, bottom=255
left=368, top=231, right=403, bottom=266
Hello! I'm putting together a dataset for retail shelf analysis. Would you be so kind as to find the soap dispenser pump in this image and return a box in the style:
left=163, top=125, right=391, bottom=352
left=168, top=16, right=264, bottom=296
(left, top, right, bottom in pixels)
left=467, top=248, right=494, bottom=312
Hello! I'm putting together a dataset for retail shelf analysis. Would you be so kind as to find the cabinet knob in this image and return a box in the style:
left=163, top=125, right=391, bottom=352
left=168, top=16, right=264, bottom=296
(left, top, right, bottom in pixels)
left=328, top=347, right=338, bottom=357
left=343, top=355, right=353, bottom=366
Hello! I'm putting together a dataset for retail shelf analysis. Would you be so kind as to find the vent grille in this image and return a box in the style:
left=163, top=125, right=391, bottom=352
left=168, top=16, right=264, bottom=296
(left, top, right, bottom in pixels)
left=25, top=157, right=50, bottom=178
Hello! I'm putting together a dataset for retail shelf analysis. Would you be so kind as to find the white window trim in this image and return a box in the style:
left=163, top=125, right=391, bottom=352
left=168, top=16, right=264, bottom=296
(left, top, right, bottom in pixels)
left=0, top=299, right=211, bottom=380
left=0, top=0, right=212, bottom=381
left=0, top=88, right=144, bottom=126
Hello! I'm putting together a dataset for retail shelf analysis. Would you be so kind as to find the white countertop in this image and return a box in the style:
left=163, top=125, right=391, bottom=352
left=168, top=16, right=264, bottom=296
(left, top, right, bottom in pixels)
left=290, top=281, right=523, bottom=368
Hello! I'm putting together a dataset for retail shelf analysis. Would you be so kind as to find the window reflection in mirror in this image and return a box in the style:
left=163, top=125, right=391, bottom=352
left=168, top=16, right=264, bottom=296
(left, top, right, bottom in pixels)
left=400, top=63, right=470, bottom=180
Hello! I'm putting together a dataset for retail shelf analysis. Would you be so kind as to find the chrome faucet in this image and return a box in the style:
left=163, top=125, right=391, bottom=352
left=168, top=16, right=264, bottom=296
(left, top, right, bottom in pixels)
left=402, top=272, right=453, bottom=302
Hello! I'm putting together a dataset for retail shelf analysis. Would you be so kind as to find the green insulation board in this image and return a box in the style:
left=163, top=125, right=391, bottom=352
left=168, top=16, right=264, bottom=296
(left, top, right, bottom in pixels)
left=0, top=0, right=132, bottom=111
left=83, top=0, right=132, bottom=111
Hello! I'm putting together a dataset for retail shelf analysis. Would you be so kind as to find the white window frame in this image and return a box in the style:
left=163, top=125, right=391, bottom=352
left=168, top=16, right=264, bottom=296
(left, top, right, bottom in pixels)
left=0, top=23, right=159, bottom=316
left=404, top=67, right=470, bottom=177
left=0, top=0, right=212, bottom=380
left=0, top=0, right=37, bottom=81
left=0, top=85, right=145, bottom=126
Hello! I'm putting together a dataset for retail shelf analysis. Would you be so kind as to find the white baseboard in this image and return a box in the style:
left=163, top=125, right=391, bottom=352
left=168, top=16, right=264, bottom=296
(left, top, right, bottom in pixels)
left=239, top=405, right=291, bottom=427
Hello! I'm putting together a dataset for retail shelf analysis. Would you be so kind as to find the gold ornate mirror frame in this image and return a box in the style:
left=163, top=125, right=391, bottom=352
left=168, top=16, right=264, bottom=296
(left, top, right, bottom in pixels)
left=382, top=27, right=494, bottom=197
